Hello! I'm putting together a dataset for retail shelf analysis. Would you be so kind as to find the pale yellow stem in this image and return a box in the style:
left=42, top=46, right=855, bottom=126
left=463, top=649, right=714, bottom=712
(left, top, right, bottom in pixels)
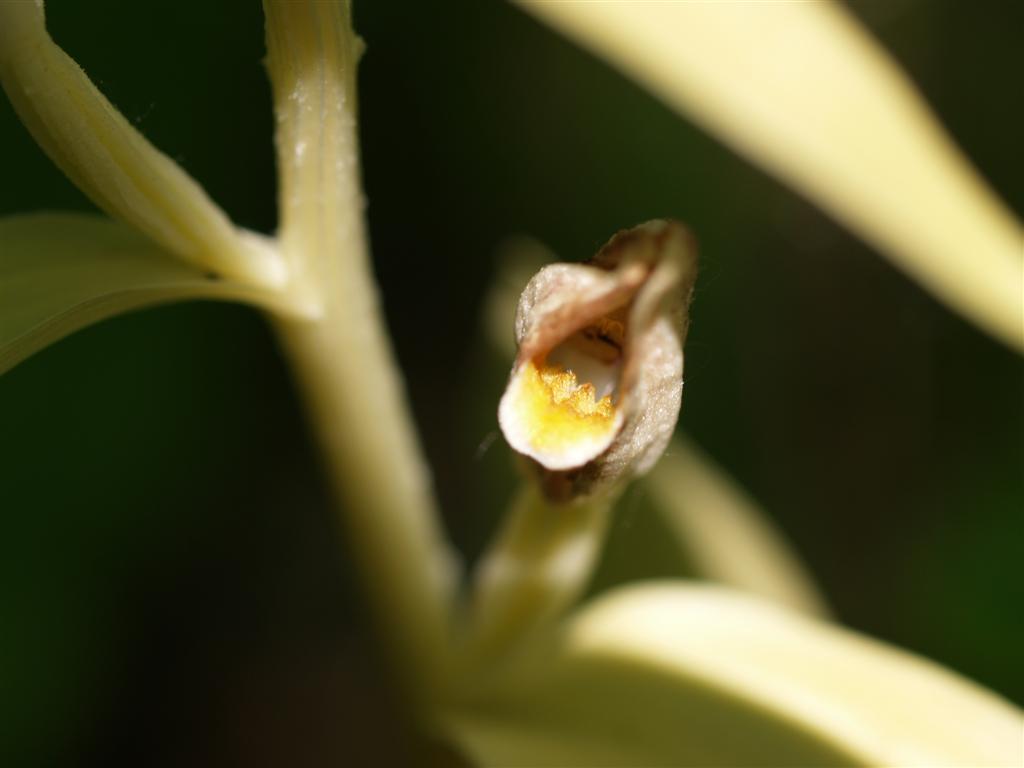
left=262, top=0, right=456, bottom=701
left=464, top=485, right=612, bottom=667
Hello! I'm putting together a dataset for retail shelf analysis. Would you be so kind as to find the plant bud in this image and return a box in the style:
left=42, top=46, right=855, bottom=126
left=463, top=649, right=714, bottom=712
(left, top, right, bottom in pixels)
left=498, top=220, right=697, bottom=502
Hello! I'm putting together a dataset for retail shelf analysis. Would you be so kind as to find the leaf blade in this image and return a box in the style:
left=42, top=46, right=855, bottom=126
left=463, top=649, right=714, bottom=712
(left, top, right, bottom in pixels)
left=0, top=213, right=289, bottom=374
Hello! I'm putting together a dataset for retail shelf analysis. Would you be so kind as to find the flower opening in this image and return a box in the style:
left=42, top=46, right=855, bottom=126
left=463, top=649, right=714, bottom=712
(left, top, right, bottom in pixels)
left=499, top=220, right=698, bottom=502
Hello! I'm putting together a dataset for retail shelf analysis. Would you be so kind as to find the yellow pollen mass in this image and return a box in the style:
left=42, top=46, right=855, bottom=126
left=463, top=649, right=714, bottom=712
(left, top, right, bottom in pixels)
left=514, top=359, right=617, bottom=456
left=538, top=365, right=614, bottom=418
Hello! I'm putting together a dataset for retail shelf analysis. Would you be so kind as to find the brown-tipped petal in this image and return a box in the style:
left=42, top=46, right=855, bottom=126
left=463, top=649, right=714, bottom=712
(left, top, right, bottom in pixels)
left=498, top=220, right=697, bottom=502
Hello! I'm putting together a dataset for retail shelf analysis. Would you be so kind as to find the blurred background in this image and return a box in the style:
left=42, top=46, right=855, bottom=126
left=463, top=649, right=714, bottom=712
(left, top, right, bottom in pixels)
left=1, top=1, right=1021, bottom=765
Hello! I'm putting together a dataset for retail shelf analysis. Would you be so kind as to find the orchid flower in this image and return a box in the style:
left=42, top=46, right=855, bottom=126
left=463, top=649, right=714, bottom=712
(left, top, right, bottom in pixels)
left=1, top=1, right=1021, bottom=766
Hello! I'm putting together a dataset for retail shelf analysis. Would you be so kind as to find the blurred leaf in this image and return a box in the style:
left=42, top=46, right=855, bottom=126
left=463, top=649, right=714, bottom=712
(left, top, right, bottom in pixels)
left=645, top=436, right=829, bottom=617
left=0, top=213, right=288, bottom=374
left=444, top=582, right=1024, bottom=767
left=482, top=237, right=553, bottom=362
left=518, top=1, right=1024, bottom=350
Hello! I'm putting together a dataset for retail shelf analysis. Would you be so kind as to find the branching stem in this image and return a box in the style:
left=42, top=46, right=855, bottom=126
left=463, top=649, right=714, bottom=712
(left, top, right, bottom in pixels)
left=263, top=0, right=456, bottom=703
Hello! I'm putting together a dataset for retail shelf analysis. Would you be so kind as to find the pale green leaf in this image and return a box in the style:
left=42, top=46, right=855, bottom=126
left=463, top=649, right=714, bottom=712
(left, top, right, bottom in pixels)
left=444, top=582, right=1023, bottom=767
left=517, top=1, right=1024, bottom=351
left=0, top=213, right=291, bottom=374
left=0, top=1, right=284, bottom=288
left=645, top=437, right=830, bottom=617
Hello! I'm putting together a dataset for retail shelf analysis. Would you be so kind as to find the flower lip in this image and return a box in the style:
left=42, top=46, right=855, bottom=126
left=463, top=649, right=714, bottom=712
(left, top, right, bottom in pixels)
left=499, top=262, right=648, bottom=472
left=499, top=355, right=625, bottom=471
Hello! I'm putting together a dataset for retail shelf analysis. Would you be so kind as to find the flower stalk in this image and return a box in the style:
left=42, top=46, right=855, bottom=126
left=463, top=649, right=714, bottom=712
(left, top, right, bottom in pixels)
left=464, top=486, right=613, bottom=667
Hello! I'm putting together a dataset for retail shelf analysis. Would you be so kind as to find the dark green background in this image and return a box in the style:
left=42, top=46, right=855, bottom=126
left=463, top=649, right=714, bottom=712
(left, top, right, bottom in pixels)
left=1, top=1, right=1021, bottom=765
